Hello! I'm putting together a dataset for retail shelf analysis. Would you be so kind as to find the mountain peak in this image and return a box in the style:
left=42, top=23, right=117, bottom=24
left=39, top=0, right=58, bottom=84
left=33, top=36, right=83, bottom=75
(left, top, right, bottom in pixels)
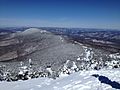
left=21, top=28, right=41, bottom=35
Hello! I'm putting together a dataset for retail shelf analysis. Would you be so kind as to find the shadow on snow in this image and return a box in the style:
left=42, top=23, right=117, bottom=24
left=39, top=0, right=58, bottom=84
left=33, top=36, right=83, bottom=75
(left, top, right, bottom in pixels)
left=92, top=74, right=120, bottom=89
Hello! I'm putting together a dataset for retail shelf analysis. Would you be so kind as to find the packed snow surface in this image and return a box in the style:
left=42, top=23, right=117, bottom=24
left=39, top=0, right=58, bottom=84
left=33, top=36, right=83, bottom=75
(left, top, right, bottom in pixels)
left=0, top=68, right=120, bottom=90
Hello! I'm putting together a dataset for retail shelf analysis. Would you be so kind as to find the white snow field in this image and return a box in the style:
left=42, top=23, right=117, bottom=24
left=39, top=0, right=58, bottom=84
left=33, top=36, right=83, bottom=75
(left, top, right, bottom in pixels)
left=0, top=68, right=120, bottom=90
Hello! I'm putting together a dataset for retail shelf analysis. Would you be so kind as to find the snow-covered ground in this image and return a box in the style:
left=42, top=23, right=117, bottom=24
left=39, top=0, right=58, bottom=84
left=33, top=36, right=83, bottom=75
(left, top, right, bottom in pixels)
left=0, top=68, right=120, bottom=90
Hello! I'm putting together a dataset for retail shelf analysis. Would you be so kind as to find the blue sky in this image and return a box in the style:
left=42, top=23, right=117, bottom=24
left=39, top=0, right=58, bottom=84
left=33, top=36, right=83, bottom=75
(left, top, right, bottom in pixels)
left=0, top=0, right=120, bottom=29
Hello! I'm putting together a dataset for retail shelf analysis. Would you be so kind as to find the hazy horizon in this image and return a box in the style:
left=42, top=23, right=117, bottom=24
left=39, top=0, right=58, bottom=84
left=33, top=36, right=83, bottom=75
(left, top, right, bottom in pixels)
left=0, top=0, right=120, bottom=29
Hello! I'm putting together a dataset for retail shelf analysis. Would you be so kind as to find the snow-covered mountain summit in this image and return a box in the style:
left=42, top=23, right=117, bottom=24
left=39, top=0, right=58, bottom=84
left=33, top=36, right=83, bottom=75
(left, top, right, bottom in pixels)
left=19, top=28, right=47, bottom=35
